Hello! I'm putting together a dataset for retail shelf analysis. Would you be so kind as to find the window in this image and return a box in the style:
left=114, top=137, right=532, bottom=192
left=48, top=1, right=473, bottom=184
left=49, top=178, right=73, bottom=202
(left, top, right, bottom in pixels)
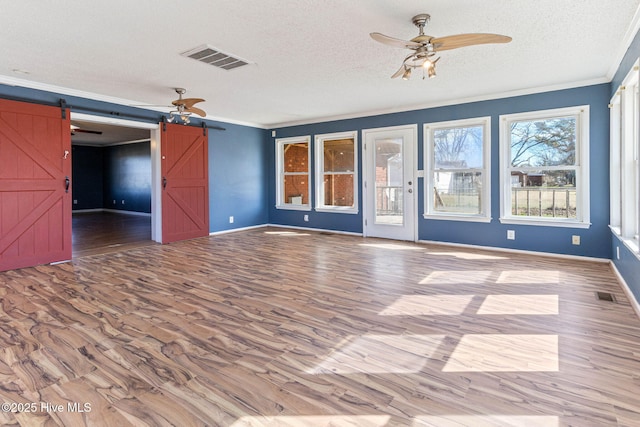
left=611, top=60, right=640, bottom=252
left=424, top=117, right=491, bottom=222
left=610, top=90, right=622, bottom=233
left=276, top=136, right=311, bottom=210
left=499, top=106, right=590, bottom=228
left=315, top=131, right=358, bottom=213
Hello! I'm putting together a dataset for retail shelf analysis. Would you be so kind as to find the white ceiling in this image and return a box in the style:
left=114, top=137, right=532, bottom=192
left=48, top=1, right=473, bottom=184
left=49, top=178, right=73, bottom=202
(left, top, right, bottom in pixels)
left=1, top=0, right=639, bottom=129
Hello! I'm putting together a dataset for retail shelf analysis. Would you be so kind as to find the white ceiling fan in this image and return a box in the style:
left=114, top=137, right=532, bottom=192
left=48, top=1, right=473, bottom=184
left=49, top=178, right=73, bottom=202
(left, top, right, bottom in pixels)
left=371, top=13, right=512, bottom=80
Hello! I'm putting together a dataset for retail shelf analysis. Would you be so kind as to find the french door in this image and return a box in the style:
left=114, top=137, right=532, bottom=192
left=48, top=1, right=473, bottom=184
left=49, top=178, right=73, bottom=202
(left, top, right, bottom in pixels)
left=0, top=99, right=72, bottom=271
left=363, top=125, right=417, bottom=241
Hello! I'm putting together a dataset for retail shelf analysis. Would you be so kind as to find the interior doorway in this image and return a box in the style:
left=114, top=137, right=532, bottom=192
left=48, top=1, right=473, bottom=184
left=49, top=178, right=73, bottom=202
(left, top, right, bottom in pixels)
left=70, top=113, right=161, bottom=256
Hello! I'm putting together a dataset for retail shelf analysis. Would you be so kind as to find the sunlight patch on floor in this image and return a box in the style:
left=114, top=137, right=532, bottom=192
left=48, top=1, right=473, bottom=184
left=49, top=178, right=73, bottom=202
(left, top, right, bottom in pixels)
left=413, top=415, right=559, bottom=427
left=496, top=270, right=560, bottom=284
left=420, top=270, right=494, bottom=285
left=443, top=334, right=558, bottom=372
left=264, top=231, right=310, bottom=236
left=429, top=251, right=509, bottom=260
left=360, top=243, right=424, bottom=251
left=379, top=294, right=475, bottom=316
left=230, top=415, right=391, bottom=426
left=477, top=294, right=559, bottom=315
left=308, top=334, right=445, bottom=374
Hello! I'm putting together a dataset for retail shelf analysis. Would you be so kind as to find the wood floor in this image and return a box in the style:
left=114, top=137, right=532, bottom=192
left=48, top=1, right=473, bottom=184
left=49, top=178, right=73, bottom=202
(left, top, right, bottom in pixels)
left=72, top=211, right=156, bottom=257
left=1, top=228, right=640, bottom=426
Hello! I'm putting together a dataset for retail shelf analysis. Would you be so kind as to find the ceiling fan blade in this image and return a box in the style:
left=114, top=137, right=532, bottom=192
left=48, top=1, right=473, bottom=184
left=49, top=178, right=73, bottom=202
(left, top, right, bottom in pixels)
left=172, top=97, right=205, bottom=108
left=185, top=106, right=206, bottom=117
left=430, top=33, right=512, bottom=51
left=391, top=64, right=406, bottom=79
left=73, top=128, right=103, bottom=135
left=370, top=32, right=422, bottom=49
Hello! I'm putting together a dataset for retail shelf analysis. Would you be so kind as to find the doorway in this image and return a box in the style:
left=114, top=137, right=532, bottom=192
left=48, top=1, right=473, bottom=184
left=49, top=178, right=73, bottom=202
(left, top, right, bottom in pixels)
left=70, top=113, right=161, bottom=256
left=363, top=125, right=417, bottom=241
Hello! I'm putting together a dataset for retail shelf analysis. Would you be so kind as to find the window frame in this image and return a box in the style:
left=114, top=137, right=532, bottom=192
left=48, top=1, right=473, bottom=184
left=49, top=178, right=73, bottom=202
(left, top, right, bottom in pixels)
left=423, top=116, right=492, bottom=222
left=499, top=105, right=590, bottom=228
left=314, top=130, right=359, bottom=214
left=275, top=135, right=312, bottom=211
left=612, top=60, right=640, bottom=254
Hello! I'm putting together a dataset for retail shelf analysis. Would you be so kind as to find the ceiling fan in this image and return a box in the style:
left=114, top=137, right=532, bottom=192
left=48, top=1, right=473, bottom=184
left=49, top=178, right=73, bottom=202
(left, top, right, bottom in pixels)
left=371, top=13, right=511, bottom=80
left=166, top=88, right=206, bottom=124
left=70, top=124, right=102, bottom=135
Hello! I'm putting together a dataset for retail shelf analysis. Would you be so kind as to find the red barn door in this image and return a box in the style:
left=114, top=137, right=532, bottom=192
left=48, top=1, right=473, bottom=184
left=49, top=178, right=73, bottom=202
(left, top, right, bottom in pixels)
left=0, top=99, right=72, bottom=271
left=161, top=123, right=209, bottom=244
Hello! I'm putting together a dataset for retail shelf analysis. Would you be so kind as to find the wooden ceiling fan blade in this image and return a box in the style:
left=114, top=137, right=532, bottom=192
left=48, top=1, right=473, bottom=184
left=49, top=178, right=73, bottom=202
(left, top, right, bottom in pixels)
left=431, top=33, right=512, bottom=51
left=74, top=128, right=103, bottom=135
left=391, top=64, right=406, bottom=79
left=172, top=97, right=205, bottom=108
left=370, top=32, right=422, bottom=49
left=185, top=106, right=206, bottom=117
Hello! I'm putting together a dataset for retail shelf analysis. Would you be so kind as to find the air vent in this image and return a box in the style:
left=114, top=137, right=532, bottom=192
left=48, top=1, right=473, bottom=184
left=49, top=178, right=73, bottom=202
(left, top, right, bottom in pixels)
left=595, top=291, right=617, bottom=302
left=181, top=45, right=250, bottom=71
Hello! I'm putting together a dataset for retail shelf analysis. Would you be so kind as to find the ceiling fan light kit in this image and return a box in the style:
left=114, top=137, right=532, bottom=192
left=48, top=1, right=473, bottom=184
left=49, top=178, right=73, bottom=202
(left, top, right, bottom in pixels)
left=371, top=13, right=511, bottom=80
left=166, top=88, right=206, bottom=125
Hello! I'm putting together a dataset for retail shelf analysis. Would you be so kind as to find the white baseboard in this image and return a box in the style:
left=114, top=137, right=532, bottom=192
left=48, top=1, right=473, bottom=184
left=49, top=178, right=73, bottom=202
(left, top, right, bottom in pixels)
left=610, top=261, right=640, bottom=320
left=209, top=224, right=267, bottom=236
left=72, top=208, right=103, bottom=214
left=417, top=239, right=610, bottom=263
left=266, top=223, right=363, bottom=236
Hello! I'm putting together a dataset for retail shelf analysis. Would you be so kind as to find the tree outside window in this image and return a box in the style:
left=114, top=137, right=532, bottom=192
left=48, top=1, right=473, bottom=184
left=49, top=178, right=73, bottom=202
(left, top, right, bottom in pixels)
left=424, top=117, right=491, bottom=221
left=500, top=106, right=590, bottom=227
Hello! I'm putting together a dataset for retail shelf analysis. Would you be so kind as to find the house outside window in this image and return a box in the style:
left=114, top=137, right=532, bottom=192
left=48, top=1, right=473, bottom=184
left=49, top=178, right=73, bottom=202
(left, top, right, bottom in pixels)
left=315, top=131, right=358, bottom=213
left=499, top=106, right=590, bottom=228
left=424, top=117, right=491, bottom=222
left=276, top=136, right=311, bottom=210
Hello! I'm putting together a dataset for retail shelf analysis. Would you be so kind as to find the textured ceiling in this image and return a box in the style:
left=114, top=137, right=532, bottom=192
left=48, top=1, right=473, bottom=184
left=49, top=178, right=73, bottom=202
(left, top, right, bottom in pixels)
left=1, top=0, right=639, bottom=128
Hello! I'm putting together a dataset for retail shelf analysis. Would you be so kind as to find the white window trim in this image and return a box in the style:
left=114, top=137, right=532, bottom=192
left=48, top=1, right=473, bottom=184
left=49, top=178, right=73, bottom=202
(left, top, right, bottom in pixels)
left=275, top=135, right=312, bottom=211
left=610, top=89, right=622, bottom=232
left=314, top=131, right=359, bottom=214
left=612, top=59, right=640, bottom=255
left=423, top=116, right=491, bottom=222
left=499, top=105, right=591, bottom=228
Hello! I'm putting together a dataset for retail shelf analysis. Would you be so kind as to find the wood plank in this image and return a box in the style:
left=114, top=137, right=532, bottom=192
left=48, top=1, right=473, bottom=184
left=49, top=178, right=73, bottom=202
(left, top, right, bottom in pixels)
left=0, top=228, right=639, bottom=425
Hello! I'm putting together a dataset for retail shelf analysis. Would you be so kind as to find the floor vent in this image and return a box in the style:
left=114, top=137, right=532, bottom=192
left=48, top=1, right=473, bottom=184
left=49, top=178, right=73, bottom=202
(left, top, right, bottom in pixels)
left=181, top=45, right=250, bottom=71
left=595, top=291, right=617, bottom=302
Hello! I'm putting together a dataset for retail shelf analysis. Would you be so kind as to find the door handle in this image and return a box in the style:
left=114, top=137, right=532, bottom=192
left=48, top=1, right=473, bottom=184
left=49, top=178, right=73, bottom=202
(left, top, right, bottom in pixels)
left=65, top=176, right=70, bottom=193
left=162, top=177, right=167, bottom=189
left=408, top=188, right=413, bottom=193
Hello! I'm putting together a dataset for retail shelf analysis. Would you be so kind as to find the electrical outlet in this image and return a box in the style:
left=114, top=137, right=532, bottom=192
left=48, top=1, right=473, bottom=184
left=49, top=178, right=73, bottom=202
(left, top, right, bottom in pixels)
left=304, top=214, right=309, bottom=222
left=121, top=200, right=125, bottom=205
left=229, top=216, right=234, bottom=224
left=73, top=199, right=78, bottom=204
left=572, top=235, right=580, bottom=245
left=507, top=230, right=515, bottom=240
left=113, top=200, right=116, bottom=204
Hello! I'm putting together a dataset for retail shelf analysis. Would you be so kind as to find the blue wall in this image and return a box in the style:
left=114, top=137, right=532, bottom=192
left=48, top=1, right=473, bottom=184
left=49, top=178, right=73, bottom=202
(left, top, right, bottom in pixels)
left=103, top=142, right=151, bottom=213
left=0, top=83, right=269, bottom=233
left=72, top=145, right=104, bottom=210
left=611, top=27, right=640, bottom=298
left=271, top=84, right=611, bottom=258
left=209, top=122, right=270, bottom=232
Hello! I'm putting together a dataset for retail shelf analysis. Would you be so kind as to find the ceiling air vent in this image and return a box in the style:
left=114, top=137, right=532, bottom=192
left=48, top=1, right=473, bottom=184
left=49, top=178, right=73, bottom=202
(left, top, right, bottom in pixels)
left=181, top=45, right=250, bottom=71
